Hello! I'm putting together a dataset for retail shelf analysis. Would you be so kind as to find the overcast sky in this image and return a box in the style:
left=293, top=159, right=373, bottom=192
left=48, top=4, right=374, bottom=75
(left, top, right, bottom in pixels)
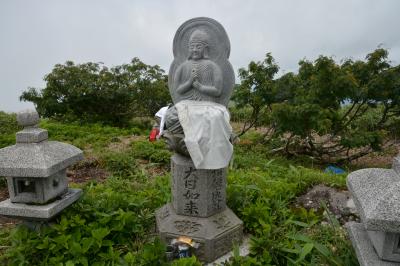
left=1, top=0, right=400, bottom=112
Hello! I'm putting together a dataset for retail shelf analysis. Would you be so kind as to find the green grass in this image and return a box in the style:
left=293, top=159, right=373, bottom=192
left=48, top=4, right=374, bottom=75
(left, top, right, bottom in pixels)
left=0, top=117, right=146, bottom=150
left=0, top=118, right=358, bottom=265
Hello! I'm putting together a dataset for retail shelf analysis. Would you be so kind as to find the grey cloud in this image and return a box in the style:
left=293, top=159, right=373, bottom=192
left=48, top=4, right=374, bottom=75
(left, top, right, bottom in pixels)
left=1, top=0, right=399, bottom=112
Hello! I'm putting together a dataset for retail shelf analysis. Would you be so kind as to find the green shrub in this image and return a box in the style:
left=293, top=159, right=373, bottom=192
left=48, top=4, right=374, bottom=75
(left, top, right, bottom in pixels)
left=0, top=119, right=357, bottom=265
left=39, top=120, right=142, bottom=150
left=101, top=151, right=138, bottom=178
left=0, top=111, right=20, bottom=135
left=20, top=58, right=171, bottom=126
left=234, top=49, right=400, bottom=163
left=226, top=156, right=352, bottom=265
left=129, top=117, right=153, bottom=131
left=1, top=171, right=170, bottom=265
left=131, top=140, right=171, bottom=165
left=0, top=134, right=15, bottom=149
left=171, top=256, right=202, bottom=266
left=0, top=112, right=20, bottom=149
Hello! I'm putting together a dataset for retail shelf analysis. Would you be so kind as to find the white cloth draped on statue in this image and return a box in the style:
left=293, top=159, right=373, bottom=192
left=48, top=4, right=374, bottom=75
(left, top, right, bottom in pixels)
left=175, top=100, right=233, bottom=169
left=155, top=106, right=169, bottom=138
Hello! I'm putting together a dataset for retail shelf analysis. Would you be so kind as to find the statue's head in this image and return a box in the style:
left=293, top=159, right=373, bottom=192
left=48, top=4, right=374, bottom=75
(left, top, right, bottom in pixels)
left=188, top=29, right=209, bottom=60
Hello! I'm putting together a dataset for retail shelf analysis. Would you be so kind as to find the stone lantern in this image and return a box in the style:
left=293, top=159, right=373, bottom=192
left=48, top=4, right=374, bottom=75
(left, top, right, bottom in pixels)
left=0, top=110, right=83, bottom=222
left=346, top=156, right=400, bottom=265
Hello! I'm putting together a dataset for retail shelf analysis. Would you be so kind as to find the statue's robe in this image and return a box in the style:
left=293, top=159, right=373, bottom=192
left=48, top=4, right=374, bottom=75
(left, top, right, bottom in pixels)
left=164, top=59, right=232, bottom=169
left=173, top=59, right=223, bottom=102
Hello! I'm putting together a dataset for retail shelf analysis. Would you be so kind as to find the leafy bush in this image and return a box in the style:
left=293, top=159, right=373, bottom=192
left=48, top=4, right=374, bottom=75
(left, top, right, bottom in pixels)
left=0, top=112, right=20, bottom=148
left=226, top=161, right=354, bottom=265
left=234, top=48, right=400, bottom=163
left=20, top=58, right=171, bottom=126
left=101, top=151, right=138, bottom=178
left=0, top=112, right=20, bottom=135
left=1, top=171, right=170, bottom=265
left=0, top=119, right=358, bottom=265
left=0, top=134, right=15, bottom=149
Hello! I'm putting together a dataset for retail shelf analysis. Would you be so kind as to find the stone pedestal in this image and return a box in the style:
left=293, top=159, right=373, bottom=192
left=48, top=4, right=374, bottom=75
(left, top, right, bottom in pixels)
left=0, top=188, right=82, bottom=220
left=171, top=154, right=226, bottom=217
left=156, top=203, right=243, bottom=262
left=156, top=154, right=243, bottom=262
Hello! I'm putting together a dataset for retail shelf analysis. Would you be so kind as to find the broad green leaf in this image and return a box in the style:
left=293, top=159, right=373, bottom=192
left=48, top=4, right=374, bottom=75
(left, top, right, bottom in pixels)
left=298, top=243, right=314, bottom=261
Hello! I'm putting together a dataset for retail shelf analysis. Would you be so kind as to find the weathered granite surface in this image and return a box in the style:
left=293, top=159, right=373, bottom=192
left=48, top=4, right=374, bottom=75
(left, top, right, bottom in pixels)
left=346, top=222, right=400, bottom=266
left=171, top=153, right=226, bottom=217
left=16, top=128, right=48, bottom=143
left=0, top=188, right=82, bottom=220
left=17, top=109, right=40, bottom=127
left=156, top=203, right=243, bottom=263
left=0, top=110, right=83, bottom=178
left=392, top=156, right=400, bottom=175
left=156, top=18, right=243, bottom=263
left=347, top=168, right=400, bottom=233
left=0, top=141, right=83, bottom=178
left=0, top=109, right=83, bottom=205
left=164, top=17, right=235, bottom=158
left=7, top=170, right=68, bottom=204
left=168, top=17, right=235, bottom=107
left=367, top=230, right=400, bottom=262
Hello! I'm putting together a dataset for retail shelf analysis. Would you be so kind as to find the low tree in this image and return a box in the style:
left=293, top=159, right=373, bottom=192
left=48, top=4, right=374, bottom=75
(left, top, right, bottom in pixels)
left=20, top=58, right=171, bottom=126
left=232, top=53, right=279, bottom=137
left=233, top=49, right=400, bottom=163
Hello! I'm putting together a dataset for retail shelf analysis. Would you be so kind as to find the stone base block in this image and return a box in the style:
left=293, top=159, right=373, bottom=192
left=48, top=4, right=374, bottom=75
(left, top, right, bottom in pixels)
left=346, top=222, right=400, bottom=266
left=16, top=128, right=48, bottom=143
left=368, top=230, right=400, bottom=262
left=156, top=203, right=243, bottom=263
left=0, top=188, right=82, bottom=221
left=171, top=154, right=227, bottom=217
left=392, top=156, right=400, bottom=175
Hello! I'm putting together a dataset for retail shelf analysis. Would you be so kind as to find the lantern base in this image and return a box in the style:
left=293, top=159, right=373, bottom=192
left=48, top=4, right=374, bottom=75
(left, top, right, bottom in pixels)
left=0, top=188, right=81, bottom=221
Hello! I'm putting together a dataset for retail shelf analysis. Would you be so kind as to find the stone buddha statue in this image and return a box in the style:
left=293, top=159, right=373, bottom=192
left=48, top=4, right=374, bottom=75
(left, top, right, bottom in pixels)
left=163, top=30, right=225, bottom=156
left=155, top=18, right=243, bottom=263
left=173, top=29, right=223, bottom=102
left=162, top=18, right=235, bottom=169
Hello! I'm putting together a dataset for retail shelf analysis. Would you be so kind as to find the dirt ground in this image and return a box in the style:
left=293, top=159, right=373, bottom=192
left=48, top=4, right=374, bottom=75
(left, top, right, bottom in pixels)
left=67, top=157, right=109, bottom=184
left=295, top=184, right=359, bottom=225
left=350, top=144, right=400, bottom=169
left=107, top=135, right=146, bottom=152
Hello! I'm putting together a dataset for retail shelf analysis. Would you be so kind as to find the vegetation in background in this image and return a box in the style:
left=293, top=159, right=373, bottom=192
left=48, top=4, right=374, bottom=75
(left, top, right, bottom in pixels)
left=0, top=112, right=20, bottom=135
left=233, top=48, right=400, bottom=163
left=16, top=48, right=400, bottom=163
left=0, top=111, right=21, bottom=148
left=20, top=58, right=171, bottom=126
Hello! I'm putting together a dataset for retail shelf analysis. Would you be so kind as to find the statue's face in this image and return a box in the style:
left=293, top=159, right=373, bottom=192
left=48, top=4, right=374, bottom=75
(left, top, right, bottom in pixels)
left=189, top=42, right=205, bottom=60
